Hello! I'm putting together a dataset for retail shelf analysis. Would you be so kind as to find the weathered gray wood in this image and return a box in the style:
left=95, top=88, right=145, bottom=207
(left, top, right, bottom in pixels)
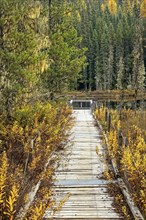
left=105, top=108, right=108, bottom=121
left=118, top=178, right=144, bottom=220
left=44, top=110, right=122, bottom=219
left=123, top=137, right=128, bottom=147
left=117, top=129, right=123, bottom=169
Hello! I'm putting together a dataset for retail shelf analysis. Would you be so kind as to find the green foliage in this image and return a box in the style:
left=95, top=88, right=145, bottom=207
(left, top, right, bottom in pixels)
left=0, top=0, right=85, bottom=119
left=0, top=0, right=50, bottom=119
left=41, top=0, right=86, bottom=95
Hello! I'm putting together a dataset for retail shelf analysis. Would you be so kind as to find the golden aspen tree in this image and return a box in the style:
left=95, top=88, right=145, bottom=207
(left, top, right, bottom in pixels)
left=107, top=0, right=117, bottom=15
left=101, top=3, right=106, bottom=12
left=140, top=0, right=146, bottom=17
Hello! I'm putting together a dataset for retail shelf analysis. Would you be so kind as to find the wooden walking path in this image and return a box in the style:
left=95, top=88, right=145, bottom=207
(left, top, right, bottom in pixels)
left=44, top=110, right=123, bottom=219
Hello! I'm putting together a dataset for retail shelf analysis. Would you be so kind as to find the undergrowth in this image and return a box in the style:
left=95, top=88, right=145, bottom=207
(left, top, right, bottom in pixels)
left=95, top=106, right=146, bottom=217
left=0, top=102, right=72, bottom=219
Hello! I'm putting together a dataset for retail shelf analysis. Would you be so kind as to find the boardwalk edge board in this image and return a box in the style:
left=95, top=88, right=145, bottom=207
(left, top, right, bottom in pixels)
left=93, top=113, right=144, bottom=220
left=17, top=152, right=57, bottom=219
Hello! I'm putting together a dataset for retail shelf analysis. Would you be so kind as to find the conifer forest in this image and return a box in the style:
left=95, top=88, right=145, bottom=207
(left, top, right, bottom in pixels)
left=0, top=0, right=146, bottom=219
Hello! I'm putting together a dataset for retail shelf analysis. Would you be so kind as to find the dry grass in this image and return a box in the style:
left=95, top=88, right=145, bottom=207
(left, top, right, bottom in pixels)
left=120, top=109, right=146, bottom=138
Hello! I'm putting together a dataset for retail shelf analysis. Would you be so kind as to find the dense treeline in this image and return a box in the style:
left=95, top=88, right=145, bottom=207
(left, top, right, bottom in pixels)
left=77, top=0, right=146, bottom=91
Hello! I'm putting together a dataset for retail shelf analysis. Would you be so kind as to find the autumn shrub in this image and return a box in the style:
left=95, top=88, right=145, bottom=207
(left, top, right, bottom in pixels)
left=95, top=106, right=106, bottom=127
left=121, top=126, right=146, bottom=215
left=95, top=106, right=146, bottom=216
left=0, top=102, right=72, bottom=219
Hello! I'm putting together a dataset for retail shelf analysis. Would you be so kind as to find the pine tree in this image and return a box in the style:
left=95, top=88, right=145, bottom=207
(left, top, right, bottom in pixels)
left=42, top=0, right=86, bottom=96
left=76, top=0, right=146, bottom=91
left=131, top=0, right=145, bottom=90
left=132, top=39, right=145, bottom=90
left=0, top=0, right=50, bottom=119
left=117, top=56, right=125, bottom=89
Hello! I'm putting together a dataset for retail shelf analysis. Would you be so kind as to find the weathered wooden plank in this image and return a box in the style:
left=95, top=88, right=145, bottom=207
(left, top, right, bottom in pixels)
left=46, top=213, right=121, bottom=218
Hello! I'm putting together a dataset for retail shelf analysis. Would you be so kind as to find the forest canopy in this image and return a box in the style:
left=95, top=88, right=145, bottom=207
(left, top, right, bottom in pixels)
left=77, top=0, right=146, bottom=91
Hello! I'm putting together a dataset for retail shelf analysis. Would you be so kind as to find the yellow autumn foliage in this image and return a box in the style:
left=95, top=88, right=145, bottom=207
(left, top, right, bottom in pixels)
left=95, top=106, right=105, bottom=122
left=140, top=0, right=146, bottom=17
left=96, top=106, right=146, bottom=215
left=101, top=3, right=106, bottom=12
left=0, top=151, right=8, bottom=207
left=4, top=184, right=19, bottom=218
left=0, top=102, right=73, bottom=219
left=29, top=203, right=45, bottom=220
left=121, top=129, right=146, bottom=214
left=107, top=130, right=118, bottom=157
left=25, top=187, right=54, bottom=219
left=107, top=0, right=117, bottom=15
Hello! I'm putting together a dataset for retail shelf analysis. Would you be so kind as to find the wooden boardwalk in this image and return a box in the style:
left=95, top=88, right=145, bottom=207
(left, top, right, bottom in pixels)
left=44, top=110, right=123, bottom=219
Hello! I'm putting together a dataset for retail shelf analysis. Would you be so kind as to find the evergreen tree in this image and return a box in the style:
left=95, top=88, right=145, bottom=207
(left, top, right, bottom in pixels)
left=0, top=0, right=49, bottom=119
left=42, top=0, right=86, bottom=96
left=77, top=0, right=146, bottom=90
left=117, top=56, right=125, bottom=89
left=131, top=0, right=145, bottom=90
